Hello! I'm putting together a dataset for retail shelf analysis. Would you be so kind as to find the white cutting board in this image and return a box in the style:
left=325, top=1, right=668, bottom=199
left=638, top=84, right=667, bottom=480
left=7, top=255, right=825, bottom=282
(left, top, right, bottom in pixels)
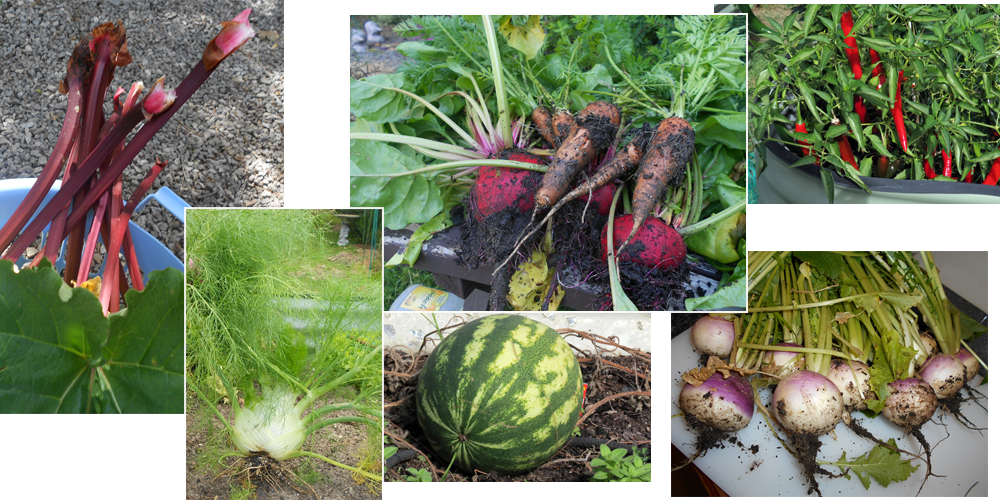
left=671, top=328, right=988, bottom=496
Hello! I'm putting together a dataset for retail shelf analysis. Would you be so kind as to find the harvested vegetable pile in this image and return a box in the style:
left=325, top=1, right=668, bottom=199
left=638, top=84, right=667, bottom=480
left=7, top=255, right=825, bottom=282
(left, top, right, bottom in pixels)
left=351, top=16, right=748, bottom=311
left=672, top=252, right=988, bottom=496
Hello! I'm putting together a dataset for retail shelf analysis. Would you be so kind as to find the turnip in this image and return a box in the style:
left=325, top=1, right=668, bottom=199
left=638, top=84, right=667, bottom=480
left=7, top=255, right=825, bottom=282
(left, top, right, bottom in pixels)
left=773, top=370, right=844, bottom=436
left=678, top=372, right=754, bottom=432
left=690, top=315, right=735, bottom=358
left=955, top=347, right=980, bottom=383
left=917, top=353, right=966, bottom=400
left=675, top=371, right=754, bottom=470
left=826, top=359, right=873, bottom=412
left=762, top=342, right=805, bottom=378
left=771, top=369, right=846, bottom=495
left=882, top=377, right=938, bottom=430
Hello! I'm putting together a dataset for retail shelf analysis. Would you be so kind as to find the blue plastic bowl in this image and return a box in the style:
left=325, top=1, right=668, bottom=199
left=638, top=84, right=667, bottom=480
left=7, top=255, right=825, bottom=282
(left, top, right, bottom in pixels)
left=0, top=178, right=183, bottom=283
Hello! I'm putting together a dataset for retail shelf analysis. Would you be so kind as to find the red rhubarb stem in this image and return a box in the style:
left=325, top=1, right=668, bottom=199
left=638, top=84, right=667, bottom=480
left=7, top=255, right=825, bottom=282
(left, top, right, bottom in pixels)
left=99, top=160, right=164, bottom=315
left=0, top=74, right=84, bottom=252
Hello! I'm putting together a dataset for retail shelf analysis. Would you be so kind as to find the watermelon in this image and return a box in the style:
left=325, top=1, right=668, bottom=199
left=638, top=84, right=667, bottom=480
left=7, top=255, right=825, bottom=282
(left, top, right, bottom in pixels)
left=415, top=314, right=584, bottom=475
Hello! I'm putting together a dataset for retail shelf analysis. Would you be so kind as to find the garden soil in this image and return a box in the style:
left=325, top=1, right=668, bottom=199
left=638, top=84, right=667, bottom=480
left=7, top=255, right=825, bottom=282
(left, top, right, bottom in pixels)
left=186, top=390, right=379, bottom=500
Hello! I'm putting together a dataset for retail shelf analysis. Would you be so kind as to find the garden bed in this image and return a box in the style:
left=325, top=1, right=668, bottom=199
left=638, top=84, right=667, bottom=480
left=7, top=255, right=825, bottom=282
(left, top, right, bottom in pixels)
left=383, top=316, right=651, bottom=482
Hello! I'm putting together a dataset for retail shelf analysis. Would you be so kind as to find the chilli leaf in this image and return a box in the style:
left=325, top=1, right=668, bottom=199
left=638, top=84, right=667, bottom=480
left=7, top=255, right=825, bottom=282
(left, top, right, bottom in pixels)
left=829, top=438, right=919, bottom=489
left=350, top=141, right=444, bottom=230
left=0, top=261, right=183, bottom=413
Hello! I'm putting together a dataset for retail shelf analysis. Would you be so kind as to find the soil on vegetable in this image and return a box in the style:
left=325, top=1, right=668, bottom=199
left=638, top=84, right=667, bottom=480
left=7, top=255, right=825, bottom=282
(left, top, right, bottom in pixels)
left=593, top=258, right=693, bottom=311
left=186, top=389, right=380, bottom=500
left=457, top=148, right=545, bottom=310
left=785, top=432, right=842, bottom=496
left=382, top=342, right=652, bottom=482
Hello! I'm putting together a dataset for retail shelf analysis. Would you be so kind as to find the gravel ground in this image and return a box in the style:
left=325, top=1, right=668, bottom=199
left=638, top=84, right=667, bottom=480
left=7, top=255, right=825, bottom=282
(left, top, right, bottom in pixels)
left=0, top=0, right=284, bottom=264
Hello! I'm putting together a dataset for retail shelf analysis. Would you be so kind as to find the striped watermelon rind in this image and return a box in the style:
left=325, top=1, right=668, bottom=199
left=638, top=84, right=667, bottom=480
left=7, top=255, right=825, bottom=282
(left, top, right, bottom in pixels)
left=415, top=314, right=584, bottom=475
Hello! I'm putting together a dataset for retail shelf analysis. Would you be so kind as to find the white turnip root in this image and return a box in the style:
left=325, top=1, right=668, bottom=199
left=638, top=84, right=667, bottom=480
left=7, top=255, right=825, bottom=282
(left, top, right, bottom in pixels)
left=674, top=371, right=754, bottom=471
left=917, top=353, right=966, bottom=400
left=826, top=359, right=873, bottom=412
left=691, top=315, right=735, bottom=358
left=763, top=342, right=805, bottom=378
left=882, top=377, right=938, bottom=430
left=773, top=370, right=844, bottom=436
left=955, top=347, right=980, bottom=383
left=771, top=369, right=847, bottom=496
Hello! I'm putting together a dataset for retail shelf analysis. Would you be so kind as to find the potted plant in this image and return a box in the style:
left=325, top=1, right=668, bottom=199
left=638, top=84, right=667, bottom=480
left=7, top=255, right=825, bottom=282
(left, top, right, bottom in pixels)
left=749, top=4, right=1000, bottom=203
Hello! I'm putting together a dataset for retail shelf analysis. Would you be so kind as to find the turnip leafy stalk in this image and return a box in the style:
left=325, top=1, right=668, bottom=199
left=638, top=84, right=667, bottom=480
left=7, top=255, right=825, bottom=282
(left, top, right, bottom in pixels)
left=0, top=9, right=255, bottom=314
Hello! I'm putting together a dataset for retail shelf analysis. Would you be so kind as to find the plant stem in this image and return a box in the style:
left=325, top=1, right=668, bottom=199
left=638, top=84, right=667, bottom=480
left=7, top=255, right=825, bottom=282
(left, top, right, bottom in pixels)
left=295, top=451, right=380, bottom=482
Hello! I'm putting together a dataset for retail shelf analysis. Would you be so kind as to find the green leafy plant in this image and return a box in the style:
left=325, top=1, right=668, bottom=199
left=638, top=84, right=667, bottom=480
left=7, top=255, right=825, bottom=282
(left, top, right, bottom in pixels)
left=186, top=209, right=383, bottom=483
left=0, top=261, right=182, bottom=413
left=405, top=467, right=434, bottom=482
left=825, top=438, right=919, bottom=489
left=351, top=15, right=747, bottom=311
left=749, top=5, right=1000, bottom=202
left=589, top=445, right=651, bottom=482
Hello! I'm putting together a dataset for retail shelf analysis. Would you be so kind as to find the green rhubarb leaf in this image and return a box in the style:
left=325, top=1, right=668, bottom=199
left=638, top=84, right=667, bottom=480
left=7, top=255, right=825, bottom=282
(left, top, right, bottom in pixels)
left=830, top=438, right=919, bottom=489
left=0, top=260, right=105, bottom=413
left=102, top=267, right=184, bottom=413
left=350, top=141, right=444, bottom=230
left=349, top=73, right=412, bottom=123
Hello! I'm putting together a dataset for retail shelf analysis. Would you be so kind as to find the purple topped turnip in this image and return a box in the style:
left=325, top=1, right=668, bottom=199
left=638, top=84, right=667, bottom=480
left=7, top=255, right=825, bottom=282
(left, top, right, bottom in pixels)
left=691, top=315, right=735, bottom=358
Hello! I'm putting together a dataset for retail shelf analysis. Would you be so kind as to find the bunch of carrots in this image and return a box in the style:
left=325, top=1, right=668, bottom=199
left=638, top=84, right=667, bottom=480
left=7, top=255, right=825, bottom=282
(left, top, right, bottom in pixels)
left=497, top=100, right=696, bottom=277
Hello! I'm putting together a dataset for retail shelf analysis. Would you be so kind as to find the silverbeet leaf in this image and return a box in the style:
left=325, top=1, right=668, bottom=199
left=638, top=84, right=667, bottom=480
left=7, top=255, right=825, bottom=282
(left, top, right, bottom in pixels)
left=350, top=141, right=444, bottom=230
left=349, top=73, right=412, bottom=123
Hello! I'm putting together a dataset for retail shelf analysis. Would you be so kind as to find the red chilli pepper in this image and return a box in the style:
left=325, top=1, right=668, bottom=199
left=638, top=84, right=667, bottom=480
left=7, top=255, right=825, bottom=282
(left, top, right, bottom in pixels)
left=870, top=49, right=886, bottom=89
left=795, top=122, right=813, bottom=158
left=838, top=135, right=860, bottom=170
left=854, top=95, right=868, bottom=123
left=941, top=150, right=953, bottom=177
left=892, top=70, right=909, bottom=153
left=964, top=170, right=973, bottom=183
left=923, top=159, right=937, bottom=179
left=841, top=11, right=863, bottom=80
left=985, top=156, right=1000, bottom=186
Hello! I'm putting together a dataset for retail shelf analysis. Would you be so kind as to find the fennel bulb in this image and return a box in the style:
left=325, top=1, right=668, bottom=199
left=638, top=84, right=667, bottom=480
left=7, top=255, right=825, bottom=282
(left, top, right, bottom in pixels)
left=231, top=386, right=305, bottom=461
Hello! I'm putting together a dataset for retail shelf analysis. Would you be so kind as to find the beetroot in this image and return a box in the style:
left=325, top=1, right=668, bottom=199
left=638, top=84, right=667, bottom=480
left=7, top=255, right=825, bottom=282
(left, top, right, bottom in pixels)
left=601, top=214, right=686, bottom=271
left=576, top=183, right=616, bottom=216
left=470, top=152, right=544, bottom=221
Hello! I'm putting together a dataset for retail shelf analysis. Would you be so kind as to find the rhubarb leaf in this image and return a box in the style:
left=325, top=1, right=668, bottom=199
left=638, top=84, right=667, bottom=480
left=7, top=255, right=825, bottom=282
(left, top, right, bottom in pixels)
left=101, top=267, right=183, bottom=413
left=0, top=260, right=105, bottom=413
left=829, top=438, right=919, bottom=489
left=350, top=141, right=444, bottom=230
left=350, top=73, right=412, bottom=123
left=0, top=261, right=183, bottom=413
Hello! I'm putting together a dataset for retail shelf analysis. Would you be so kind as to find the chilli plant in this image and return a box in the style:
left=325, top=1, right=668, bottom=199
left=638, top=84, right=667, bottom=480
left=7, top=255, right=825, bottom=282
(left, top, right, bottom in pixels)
left=749, top=4, right=1000, bottom=202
